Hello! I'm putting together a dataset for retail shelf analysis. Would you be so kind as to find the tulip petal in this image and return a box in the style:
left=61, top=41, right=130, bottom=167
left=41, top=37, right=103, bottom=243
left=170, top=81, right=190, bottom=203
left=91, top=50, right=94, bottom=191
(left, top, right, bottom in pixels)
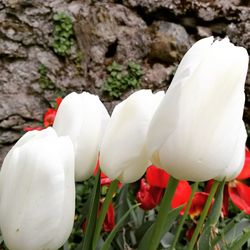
left=215, top=122, right=247, bottom=181
left=171, top=180, right=192, bottom=209
left=0, top=128, right=75, bottom=250
left=147, top=37, right=249, bottom=181
left=53, top=92, right=110, bottom=181
left=100, top=90, right=164, bottom=183
left=228, top=180, right=250, bottom=214
left=146, top=165, right=169, bottom=188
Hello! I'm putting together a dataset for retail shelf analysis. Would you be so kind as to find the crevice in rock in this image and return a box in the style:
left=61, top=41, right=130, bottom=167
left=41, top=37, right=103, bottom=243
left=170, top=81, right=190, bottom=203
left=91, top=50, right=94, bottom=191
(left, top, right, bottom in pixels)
left=105, top=39, right=118, bottom=58
left=132, top=6, right=233, bottom=36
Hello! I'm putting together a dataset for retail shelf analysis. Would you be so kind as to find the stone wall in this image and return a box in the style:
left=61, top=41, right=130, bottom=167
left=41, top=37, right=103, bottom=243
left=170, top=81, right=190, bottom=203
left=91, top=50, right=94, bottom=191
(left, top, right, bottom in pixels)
left=0, top=0, right=250, bottom=165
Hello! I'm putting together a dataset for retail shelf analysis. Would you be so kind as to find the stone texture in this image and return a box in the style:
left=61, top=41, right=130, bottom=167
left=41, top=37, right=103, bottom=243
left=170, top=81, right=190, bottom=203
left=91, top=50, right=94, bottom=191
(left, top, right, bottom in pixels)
left=149, top=21, right=193, bottom=63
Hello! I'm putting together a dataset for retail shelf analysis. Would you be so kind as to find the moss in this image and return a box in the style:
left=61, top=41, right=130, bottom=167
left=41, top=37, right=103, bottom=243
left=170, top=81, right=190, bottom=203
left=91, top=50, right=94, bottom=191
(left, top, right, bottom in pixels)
left=103, top=61, right=142, bottom=99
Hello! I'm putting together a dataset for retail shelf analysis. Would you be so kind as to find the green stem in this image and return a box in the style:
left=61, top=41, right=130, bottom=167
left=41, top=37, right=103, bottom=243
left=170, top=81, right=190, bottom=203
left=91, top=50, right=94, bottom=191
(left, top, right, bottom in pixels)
left=148, top=176, right=179, bottom=250
left=82, top=170, right=100, bottom=250
left=170, top=182, right=199, bottom=250
left=187, top=180, right=220, bottom=250
left=92, top=179, right=119, bottom=250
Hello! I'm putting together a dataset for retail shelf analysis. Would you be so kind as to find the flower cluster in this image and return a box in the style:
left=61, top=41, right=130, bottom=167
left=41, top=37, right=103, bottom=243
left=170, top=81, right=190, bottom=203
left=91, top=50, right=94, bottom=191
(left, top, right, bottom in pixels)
left=0, top=36, right=249, bottom=250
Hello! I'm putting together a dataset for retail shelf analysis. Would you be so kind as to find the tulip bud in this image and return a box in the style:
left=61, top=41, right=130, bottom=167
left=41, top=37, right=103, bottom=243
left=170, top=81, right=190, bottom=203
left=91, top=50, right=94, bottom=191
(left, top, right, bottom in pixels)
left=0, top=127, right=75, bottom=250
left=100, top=89, right=164, bottom=183
left=53, top=92, right=110, bottom=181
left=147, top=37, right=249, bottom=182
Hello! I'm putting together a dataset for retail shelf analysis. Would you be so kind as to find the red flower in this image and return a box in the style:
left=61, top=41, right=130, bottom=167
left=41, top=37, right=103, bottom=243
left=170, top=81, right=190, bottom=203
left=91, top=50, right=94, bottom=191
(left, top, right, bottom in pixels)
left=187, top=192, right=213, bottom=219
left=55, top=97, right=62, bottom=108
left=82, top=202, right=115, bottom=232
left=136, top=165, right=192, bottom=211
left=146, top=165, right=169, bottom=188
left=136, top=178, right=164, bottom=210
left=24, top=97, right=62, bottom=131
left=43, top=97, right=62, bottom=128
left=43, top=108, right=57, bottom=127
left=103, top=203, right=115, bottom=232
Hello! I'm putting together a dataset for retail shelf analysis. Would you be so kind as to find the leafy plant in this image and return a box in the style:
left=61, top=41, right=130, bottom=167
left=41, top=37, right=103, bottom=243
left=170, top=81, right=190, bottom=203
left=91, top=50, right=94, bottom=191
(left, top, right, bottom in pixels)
left=52, top=12, right=75, bottom=56
left=38, top=64, right=55, bottom=90
left=103, top=61, right=142, bottom=99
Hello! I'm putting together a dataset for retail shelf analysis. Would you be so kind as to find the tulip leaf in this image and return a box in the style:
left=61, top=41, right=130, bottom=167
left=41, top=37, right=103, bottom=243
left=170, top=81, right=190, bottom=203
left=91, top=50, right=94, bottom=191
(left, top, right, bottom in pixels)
left=198, top=179, right=226, bottom=250
left=226, top=229, right=250, bottom=250
left=138, top=206, right=183, bottom=250
left=115, top=184, right=130, bottom=222
left=101, top=203, right=139, bottom=250
left=211, top=211, right=245, bottom=247
left=92, top=179, right=119, bottom=250
left=81, top=170, right=100, bottom=250
left=135, top=220, right=154, bottom=242
left=216, top=218, right=250, bottom=249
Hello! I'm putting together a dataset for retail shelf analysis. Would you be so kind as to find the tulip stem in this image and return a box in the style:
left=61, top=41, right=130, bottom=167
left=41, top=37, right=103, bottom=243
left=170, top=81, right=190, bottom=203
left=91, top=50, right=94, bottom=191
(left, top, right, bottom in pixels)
left=148, top=176, right=179, bottom=250
left=187, top=180, right=220, bottom=250
left=92, top=179, right=119, bottom=250
left=170, top=182, right=199, bottom=250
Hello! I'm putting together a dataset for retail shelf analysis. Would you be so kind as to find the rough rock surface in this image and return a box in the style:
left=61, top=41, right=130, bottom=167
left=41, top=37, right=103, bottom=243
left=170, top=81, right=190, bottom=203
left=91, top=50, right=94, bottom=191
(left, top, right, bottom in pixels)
left=0, top=0, right=250, bottom=165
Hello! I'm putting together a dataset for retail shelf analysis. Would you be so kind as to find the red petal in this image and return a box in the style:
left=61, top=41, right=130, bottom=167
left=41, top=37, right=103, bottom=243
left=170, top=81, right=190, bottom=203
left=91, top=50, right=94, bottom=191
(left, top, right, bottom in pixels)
left=103, top=203, right=115, bottom=232
left=237, top=149, right=250, bottom=180
left=222, top=184, right=229, bottom=217
left=136, top=178, right=164, bottom=210
left=43, top=108, right=57, bottom=127
left=146, top=165, right=169, bottom=188
left=55, top=97, right=63, bottom=109
left=171, top=180, right=192, bottom=209
left=204, top=180, right=214, bottom=193
left=228, top=180, right=250, bottom=214
left=188, top=192, right=213, bottom=219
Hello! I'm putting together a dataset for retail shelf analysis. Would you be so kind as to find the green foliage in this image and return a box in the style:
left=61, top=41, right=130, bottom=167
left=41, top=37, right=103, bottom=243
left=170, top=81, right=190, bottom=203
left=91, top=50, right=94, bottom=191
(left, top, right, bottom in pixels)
left=38, top=64, right=55, bottom=90
left=103, top=61, right=142, bottom=99
left=52, top=12, right=74, bottom=56
left=67, top=177, right=95, bottom=250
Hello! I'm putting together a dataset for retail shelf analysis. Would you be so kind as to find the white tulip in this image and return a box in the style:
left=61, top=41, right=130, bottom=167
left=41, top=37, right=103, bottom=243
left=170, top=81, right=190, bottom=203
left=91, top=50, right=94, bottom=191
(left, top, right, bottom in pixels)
left=0, top=127, right=75, bottom=250
left=147, top=37, right=249, bottom=182
left=100, top=89, right=164, bottom=183
left=53, top=92, right=110, bottom=181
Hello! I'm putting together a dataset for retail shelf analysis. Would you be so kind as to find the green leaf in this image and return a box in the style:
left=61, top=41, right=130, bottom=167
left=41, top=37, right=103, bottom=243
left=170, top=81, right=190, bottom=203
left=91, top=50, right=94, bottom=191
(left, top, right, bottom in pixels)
left=138, top=206, right=183, bottom=250
left=92, top=180, right=119, bottom=250
left=81, top=170, right=100, bottom=250
left=198, top=179, right=226, bottom=250
left=219, top=218, right=250, bottom=249
left=115, top=184, right=130, bottom=222
left=227, top=228, right=250, bottom=250
left=101, top=204, right=140, bottom=250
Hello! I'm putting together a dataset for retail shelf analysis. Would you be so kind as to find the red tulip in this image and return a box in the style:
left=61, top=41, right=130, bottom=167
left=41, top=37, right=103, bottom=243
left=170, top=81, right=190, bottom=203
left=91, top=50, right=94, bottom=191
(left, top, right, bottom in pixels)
left=44, top=108, right=57, bottom=127
left=103, top=203, right=115, bottom=232
left=82, top=203, right=115, bottom=232
left=187, top=192, right=213, bottom=219
left=136, top=178, right=164, bottom=210
left=137, top=165, right=191, bottom=211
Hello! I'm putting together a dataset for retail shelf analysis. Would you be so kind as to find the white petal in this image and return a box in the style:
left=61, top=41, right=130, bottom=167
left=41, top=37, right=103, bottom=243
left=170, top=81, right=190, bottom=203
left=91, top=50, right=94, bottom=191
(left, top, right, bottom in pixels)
left=100, top=90, right=164, bottom=183
left=0, top=128, right=75, bottom=250
left=53, top=92, right=110, bottom=181
left=147, top=38, right=249, bottom=181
